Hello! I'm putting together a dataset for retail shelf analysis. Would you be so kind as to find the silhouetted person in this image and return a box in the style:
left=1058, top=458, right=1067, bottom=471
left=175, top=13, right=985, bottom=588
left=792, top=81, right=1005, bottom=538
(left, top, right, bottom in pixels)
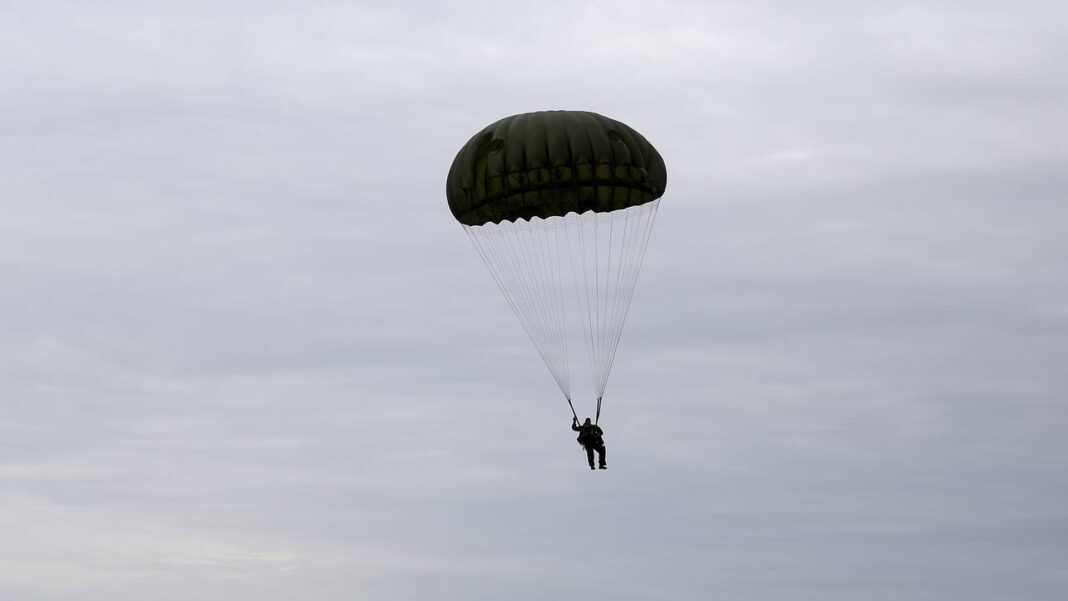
left=572, top=417, right=606, bottom=470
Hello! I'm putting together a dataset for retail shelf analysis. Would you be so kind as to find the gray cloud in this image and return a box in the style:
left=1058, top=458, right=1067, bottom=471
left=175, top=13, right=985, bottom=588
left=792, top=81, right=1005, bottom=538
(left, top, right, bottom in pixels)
left=2, top=1, right=1067, bottom=599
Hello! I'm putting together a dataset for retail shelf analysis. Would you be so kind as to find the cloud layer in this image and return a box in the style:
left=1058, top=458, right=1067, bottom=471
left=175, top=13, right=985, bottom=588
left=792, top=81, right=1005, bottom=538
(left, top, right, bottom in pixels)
left=2, top=1, right=1067, bottom=599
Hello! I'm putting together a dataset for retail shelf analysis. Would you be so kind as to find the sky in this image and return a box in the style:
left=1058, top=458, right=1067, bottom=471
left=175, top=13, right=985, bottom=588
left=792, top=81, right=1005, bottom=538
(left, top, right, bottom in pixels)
left=2, top=1, right=1067, bottom=599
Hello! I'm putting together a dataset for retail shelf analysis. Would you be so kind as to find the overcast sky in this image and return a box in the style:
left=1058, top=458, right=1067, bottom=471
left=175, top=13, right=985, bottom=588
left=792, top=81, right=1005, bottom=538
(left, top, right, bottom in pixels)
left=2, top=1, right=1067, bottom=599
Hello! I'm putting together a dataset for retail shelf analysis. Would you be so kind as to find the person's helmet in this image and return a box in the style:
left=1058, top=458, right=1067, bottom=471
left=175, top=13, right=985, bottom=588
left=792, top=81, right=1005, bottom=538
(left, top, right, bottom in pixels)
left=584, top=418, right=592, bottom=425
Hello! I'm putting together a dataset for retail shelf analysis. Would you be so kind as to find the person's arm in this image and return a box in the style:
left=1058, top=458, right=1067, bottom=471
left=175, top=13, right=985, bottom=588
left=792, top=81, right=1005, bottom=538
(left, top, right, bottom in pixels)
left=572, top=418, right=581, bottom=432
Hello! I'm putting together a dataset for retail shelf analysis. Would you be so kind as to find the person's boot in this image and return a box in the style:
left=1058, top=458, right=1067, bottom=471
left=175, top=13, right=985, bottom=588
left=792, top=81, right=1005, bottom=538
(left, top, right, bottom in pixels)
left=599, top=464, right=607, bottom=469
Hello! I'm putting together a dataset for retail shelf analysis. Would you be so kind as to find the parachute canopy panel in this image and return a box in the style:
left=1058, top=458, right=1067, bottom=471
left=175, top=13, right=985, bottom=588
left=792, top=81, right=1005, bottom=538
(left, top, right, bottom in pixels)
left=446, top=111, right=667, bottom=226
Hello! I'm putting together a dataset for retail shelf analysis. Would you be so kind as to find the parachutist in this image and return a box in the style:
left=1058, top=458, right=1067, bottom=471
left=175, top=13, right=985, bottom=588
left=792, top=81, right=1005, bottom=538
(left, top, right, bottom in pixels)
left=572, top=417, right=606, bottom=470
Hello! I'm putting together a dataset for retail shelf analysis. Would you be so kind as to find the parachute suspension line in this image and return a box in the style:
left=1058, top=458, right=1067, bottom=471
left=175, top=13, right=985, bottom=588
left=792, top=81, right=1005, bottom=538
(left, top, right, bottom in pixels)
left=598, top=208, right=633, bottom=398
left=554, top=205, right=657, bottom=419
left=464, top=227, right=547, bottom=387
left=595, top=216, right=607, bottom=403
left=505, top=220, right=566, bottom=388
left=510, top=222, right=565, bottom=393
left=600, top=208, right=633, bottom=400
left=508, top=224, right=552, bottom=373
left=565, top=213, right=598, bottom=401
left=546, top=219, right=570, bottom=389
left=595, top=210, right=627, bottom=404
left=593, top=213, right=602, bottom=401
left=578, top=213, right=598, bottom=397
left=562, top=214, right=592, bottom=420
left=515, top=219, right=569, bottom=395
left=599, top=215, right=618, bottom=399
left=464, top=223, right=570, bottom=398
left=464, top=201, right=660, bottom=421
left=500, top=224, right=553, bottom=365
left=484, top=227, right=553, bottom=383
left=531, top=219, right=568, bottom=392
left=599, top=201, right=660, bottom=397
left=595, top=396, right=603, bottom=425
left=544, top=225, right=567, bottom=380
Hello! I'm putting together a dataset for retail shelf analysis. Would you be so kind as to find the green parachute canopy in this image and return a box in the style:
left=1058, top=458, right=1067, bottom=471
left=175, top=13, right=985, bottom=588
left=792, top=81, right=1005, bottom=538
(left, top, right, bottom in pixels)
left=446, top=110, right=667, bottom=226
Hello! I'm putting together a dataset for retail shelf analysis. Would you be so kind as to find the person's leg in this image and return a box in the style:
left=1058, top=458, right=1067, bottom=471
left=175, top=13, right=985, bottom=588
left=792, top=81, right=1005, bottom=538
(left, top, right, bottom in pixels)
left=585, top=446, right=595, bottom=469
left=597, top=445, right=607, bottom=469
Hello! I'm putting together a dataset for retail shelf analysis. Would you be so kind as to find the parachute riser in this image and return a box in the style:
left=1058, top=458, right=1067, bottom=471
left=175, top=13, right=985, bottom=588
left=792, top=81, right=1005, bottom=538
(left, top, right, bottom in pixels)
left=568, top=396, right=604, bottom=424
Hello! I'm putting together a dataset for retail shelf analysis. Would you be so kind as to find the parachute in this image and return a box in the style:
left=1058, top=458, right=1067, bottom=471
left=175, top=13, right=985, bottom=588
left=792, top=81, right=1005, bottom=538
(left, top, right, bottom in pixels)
left=447, top=110, right=666, bottom=423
